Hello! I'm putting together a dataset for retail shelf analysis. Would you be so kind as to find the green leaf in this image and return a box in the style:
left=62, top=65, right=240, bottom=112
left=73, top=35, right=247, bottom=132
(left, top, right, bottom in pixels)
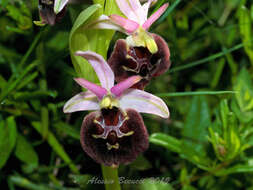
left=32, top=122, right=79, bottom=174
left=6, top=3, right=32, bottom=30
left=231, top=100, right=253, bottom=123
left=234, top=67, right=253, bottom=112
left=14, top=134, right=38, bottom=167
left=251, top=4, right=253, bottom=20
left=47, top=32, right=69, bottom=52
left=0, top=74, right=7, bottom=89
left=215, top=164, right=253, bottom=176
left=69, top=4, right=101, bottom=81
left=139, top=179, right=174, bottom=190
left=0, top=61, right=39, bottom=102
left=9, top=176, right=50, bottom=190
left=169, top=43, right=243, bottom=73
left=130, top=155, right=152, bottom=171
left=156, top=91, right=236, bottom=97
left=149, top=133, right=181, bottom=153
left=9, top=175, right=79, bottom=190
left=41, top=107, right=49, bottom=139
left=69, top=174, right=92, bottom=189
left=53, top=122, right=80, bottom=140
left=154, top=0, right=181, bottom=26
left=238, top=6, right=253, bottom=64
left=0, top=116, right=17, bottom=169
left=209, top=100, right=242, bottom=161
left=69, top=2, right=121, bottom=81
left=13, top=90, right=57, bottom=101
left=181, top=96, right=211, bottom=169
left=16, top=72, right=38, bottom=90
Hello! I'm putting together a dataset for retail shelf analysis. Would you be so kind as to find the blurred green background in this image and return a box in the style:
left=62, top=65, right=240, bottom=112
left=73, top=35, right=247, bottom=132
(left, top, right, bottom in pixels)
left=0, top=0, right=253, bottom=189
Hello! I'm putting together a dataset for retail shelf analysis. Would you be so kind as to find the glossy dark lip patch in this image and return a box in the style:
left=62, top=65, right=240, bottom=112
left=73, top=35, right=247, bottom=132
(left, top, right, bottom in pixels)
left=80, top=108, right=149, bottom=166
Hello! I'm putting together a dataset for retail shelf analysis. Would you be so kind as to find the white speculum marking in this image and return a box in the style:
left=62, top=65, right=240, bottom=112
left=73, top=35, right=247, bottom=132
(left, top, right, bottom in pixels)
left=92, top=114, right=134, bottom=150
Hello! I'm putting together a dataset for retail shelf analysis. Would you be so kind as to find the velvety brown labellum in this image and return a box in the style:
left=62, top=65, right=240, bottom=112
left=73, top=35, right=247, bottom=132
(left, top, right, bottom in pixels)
left=80, top=108, right=149, bottom=166
left=38, top=0, right=67, bottom=25
left=108, top=33, right=171, bottom=89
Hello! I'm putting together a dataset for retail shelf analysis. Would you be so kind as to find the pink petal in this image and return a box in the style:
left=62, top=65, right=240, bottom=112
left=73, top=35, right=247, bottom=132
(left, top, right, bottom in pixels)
left=119, top=89, right=169, bottom=118
left=142, top=3, right=169, bottom=30
left=110, top=76, right=142, bottom=97
left=75, top=51, right=114, bottom=89
left=74, top=78, right=107, bottom=100
left=63, top=91, right=99, bottom=113
left=109, top=15, right=139, bottom=34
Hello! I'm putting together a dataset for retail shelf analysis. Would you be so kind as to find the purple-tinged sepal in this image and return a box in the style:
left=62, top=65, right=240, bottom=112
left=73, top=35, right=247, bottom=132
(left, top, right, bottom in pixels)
left=119, top=89, right=170, bottom=118
left=75, top=51, right=115, bottom=90
left=63, top=91, right=99, bottom=113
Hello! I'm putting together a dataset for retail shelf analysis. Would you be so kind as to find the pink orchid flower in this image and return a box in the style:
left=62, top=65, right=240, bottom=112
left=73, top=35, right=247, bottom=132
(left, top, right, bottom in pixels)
left=110, top=0, right=168, bottom=34
left=63, top=51, right=169, bottom=119
left=63, top=51, right=169, bottom=166
left=95, top=0, right=168, bottom=53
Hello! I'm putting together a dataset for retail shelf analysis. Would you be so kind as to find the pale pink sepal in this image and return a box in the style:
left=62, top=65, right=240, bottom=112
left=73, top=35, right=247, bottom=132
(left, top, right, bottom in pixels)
left=63, top=91, right=99, bottom=113
left=90, top=15, right=126, bottom=34
left=115, top=0, right=139, bottom=22
left=109, top=15, right=139, bottom=34
left=74, top=78, right=107, bottom=100
left=119, top=89, right=170, bottom=118
left=54, top=0, right=69, bottom=14
left=142, top=3, right=169, bottom=30
left=142, top=0, right=157, bottom=19
left=110, top=76, right=142, bottom=97
left=128, top=0, right=146, bottom=24
left=75, top=51, right=114, bottom=89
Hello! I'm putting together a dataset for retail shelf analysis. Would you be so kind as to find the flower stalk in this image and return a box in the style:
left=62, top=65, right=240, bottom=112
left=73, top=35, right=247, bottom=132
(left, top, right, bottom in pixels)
left=101, top=165, right=121, bottom=190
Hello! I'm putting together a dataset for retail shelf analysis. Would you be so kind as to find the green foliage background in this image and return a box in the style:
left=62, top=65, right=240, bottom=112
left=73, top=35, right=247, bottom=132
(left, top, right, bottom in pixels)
left=0, top=0, right=253, bottom=189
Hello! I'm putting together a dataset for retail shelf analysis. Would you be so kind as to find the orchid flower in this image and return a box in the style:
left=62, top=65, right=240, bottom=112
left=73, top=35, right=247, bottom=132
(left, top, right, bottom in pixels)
left=36, top=0, right=69, bottom=26
left=63, top=51, right=169, bottom=166
left=95, top=0, right=168, bottom=53
left=108, top=33, right=171, bottom=90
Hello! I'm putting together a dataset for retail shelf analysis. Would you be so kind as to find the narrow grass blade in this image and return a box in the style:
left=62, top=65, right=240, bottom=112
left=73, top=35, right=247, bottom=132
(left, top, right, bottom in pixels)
left=32, top=122, right=79, bottom=174
left=0, top=61, right=39, bottom=103
left=156, top=91, right=237, bottom=97
left=169, top=43, right=243, bottom=73
left=154, top=0, right=181, bottom=26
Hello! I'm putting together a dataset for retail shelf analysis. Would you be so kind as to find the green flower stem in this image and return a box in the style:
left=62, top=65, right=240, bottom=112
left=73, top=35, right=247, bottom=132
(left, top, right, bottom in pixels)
left=101, top=165, right=121, bottom=190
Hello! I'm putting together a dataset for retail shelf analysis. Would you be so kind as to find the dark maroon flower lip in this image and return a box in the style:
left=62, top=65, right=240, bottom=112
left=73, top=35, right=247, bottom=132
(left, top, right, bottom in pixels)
left=108, top=33, right=171, bottom=90
left=80, top=108, right=149, bottom=166
left=38, top=0, right=67, bottom=25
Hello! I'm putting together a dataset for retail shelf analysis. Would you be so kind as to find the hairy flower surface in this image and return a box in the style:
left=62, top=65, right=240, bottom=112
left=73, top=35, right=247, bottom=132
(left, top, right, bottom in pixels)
left=63, top=51, right=169, bottom=166
left=94, top=0, right=168, bottom=53
left=37, top=0, right=69, bottom=25
left=108, top=33, right=171, bottom=89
